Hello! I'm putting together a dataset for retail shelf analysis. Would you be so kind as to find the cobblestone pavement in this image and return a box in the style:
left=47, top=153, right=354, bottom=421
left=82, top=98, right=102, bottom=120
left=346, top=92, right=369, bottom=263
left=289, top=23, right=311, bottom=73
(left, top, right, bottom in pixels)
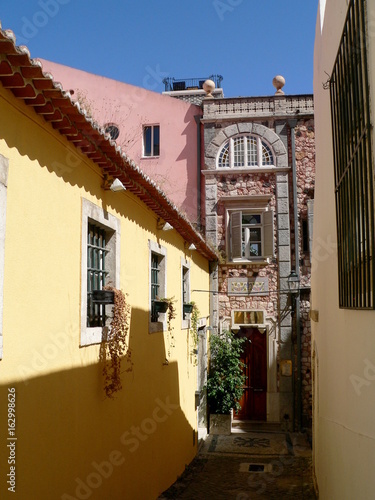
left=158, top=430, right=316, bottom=499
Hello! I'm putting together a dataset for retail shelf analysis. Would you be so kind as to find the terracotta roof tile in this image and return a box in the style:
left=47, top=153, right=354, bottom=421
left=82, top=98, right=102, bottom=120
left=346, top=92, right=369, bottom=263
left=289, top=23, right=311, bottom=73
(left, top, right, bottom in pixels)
left=0, top=22, right=217, bottom=261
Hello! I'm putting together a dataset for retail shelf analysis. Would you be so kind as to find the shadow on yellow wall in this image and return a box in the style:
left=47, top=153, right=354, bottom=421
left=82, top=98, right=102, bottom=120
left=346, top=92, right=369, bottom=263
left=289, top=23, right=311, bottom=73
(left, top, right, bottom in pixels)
left=0, top=325, right=196, bottom=499
left=0, top=88, right=204, bottom=500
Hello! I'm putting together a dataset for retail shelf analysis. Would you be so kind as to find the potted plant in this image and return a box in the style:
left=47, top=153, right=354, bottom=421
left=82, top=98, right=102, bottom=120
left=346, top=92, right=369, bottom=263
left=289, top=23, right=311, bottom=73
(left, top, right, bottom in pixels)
left=92, top=289, right=115, bottom=304
left=206, top=330, right=245, bottom=435
left=153, top=299, right=169, bottom=314
left=189, top=301, right=200, bottom=349
left=183, top=302, right=194, bottom=315
left=155, top=297, right=176, bottom=359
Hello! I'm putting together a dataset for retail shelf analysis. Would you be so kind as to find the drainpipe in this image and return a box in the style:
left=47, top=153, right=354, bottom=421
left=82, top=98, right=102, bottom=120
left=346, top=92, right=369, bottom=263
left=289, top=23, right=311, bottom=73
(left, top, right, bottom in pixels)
left=194, top=114, right=202, bottom=229
left=289, top=119, right=302, bottom=432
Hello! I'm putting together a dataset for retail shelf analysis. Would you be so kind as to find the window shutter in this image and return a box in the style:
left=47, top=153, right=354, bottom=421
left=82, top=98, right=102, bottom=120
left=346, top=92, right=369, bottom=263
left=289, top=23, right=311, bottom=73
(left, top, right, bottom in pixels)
left=307, top=200, right=314, bottom=259
left=263, top=210, right=274, bottom=258
left=231, top=212, right=242, bottom=259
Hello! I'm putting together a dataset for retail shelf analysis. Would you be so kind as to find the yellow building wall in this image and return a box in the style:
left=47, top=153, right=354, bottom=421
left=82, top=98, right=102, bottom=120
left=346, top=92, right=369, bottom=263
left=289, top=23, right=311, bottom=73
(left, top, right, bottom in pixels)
left=0, top=85, right=211, bottom=499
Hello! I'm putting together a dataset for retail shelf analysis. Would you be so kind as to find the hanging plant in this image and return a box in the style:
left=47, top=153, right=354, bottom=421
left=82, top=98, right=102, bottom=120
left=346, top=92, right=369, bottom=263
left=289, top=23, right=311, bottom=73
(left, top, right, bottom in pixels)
left=157, top=296, right=177, bottom=357
left=189, top=301, right=200, bottom=348
left=183, top=303, right=194, bottom=314
left=99, top=286, right=132, bottom=399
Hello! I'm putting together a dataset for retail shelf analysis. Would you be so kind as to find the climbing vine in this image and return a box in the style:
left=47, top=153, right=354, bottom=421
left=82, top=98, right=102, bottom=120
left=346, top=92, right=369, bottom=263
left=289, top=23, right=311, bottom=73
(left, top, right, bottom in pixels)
left=163, top=297, right=177, bottom=358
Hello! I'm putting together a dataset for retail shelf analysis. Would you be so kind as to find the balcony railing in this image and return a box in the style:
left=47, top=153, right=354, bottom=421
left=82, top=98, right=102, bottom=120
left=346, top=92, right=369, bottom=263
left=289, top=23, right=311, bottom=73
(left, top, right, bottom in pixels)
left=202, top=95, right=314, bottom=119
left=163, top=75, right=223, bottom=92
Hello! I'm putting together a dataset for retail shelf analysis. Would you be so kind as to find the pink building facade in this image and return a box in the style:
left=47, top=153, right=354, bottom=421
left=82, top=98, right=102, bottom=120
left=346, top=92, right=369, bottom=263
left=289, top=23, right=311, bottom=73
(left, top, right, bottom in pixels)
left=40, top=60, right=202, bottom=223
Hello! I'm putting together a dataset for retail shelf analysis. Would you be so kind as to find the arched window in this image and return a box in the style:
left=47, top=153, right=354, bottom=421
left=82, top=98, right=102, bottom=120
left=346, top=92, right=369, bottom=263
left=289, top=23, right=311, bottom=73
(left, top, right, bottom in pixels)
left=217, top=135, right=274, bottom=169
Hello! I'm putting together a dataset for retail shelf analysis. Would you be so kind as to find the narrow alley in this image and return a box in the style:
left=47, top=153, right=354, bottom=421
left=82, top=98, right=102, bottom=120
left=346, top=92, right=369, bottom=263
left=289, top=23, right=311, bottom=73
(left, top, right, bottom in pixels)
left=159, top=425, right=316, bottom=499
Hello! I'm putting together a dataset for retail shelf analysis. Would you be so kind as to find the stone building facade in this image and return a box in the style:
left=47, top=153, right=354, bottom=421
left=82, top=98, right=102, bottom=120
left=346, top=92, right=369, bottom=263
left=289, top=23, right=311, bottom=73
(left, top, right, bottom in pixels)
left=201, top=92, right=315, bottom=429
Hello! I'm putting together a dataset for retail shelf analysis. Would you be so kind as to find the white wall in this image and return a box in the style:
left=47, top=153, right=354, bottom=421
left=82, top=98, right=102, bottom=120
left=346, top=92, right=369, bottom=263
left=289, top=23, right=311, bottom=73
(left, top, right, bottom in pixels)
left=313, top=1, right=375, bottom=498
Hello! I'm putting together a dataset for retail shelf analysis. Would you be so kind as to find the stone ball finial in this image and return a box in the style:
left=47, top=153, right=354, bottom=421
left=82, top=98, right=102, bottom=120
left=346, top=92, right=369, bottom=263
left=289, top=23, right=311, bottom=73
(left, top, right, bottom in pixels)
left=203, top=79, right=215, bottom=98
left=272, top=75, right=285, bottom=95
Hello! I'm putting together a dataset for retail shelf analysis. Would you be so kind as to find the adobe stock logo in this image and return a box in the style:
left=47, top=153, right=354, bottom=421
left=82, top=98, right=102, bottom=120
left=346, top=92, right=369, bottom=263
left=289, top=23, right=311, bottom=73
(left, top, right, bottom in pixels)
left=213, top=0, right=244, bottom=21
left=15, top=0, right=71, bottom=45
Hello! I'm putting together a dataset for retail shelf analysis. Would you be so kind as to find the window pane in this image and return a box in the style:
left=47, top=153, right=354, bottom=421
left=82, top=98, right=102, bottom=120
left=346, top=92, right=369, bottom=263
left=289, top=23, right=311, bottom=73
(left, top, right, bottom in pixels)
left=247, top=136, right=258, bottom=166
left=242, top=214, right=261, bottom=225
left=262, top=141, right=273, bottom=165
left=233, top=137, right=245, bottom=167
left=250, top=243, right=261, bottom=257
left=143, top=126, right=152, bottom=156
left=153, top=126, right=160, bottom=156
left=249, top=228, right=261, bottom=241
left=241, top=230, right=246, bottom=257
left=218, top=144, right=229, bottom=168
left=234, top=311, right=244, bottom=324
left=182, top=267, right=188, bottom=304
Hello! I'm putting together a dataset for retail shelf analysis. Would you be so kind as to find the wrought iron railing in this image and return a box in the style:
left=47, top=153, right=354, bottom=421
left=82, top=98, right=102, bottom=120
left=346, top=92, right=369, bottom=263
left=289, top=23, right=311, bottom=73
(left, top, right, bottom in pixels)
left=163, top=75, right=223, bottom=92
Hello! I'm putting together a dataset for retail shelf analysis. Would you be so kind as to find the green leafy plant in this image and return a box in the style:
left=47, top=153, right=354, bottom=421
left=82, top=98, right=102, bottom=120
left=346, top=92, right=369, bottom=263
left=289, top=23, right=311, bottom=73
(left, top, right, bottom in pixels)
left=206, top=330, right=245, bottom=415
left=99, top=286, right=132, bottom=398
left=157, top=297, right=177, bottom=357
left=189, top=301, right=200, bottom=348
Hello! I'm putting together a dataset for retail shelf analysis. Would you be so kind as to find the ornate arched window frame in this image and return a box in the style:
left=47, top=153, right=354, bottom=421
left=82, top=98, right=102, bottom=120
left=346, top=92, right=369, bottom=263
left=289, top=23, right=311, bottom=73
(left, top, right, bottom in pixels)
left=217, top=134, right=274, bottom=169
left=204, top=123, right=288, bottom=172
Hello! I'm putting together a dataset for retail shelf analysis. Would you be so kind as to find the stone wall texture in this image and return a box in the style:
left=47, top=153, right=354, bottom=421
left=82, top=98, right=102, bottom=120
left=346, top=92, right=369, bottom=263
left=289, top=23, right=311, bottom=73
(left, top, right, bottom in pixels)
left=203, top=107, right=315, bottom=430
left=293, top=118, right=315, bottom=427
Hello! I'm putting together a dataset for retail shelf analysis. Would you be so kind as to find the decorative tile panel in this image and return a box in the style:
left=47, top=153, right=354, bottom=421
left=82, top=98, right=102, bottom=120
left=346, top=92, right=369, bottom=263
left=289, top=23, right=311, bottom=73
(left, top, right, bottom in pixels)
left=227, top=277, right=269, bottom=296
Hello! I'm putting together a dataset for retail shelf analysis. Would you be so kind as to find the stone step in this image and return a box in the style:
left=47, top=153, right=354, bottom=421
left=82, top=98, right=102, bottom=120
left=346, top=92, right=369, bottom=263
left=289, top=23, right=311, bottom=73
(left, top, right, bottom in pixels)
left=232, top=420, right=282, bottom=433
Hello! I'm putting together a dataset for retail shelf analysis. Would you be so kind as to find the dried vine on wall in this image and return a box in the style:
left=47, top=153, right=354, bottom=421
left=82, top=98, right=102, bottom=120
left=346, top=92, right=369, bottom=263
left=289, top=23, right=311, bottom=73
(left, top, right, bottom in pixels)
left=99, top=287, right=132, bottom=399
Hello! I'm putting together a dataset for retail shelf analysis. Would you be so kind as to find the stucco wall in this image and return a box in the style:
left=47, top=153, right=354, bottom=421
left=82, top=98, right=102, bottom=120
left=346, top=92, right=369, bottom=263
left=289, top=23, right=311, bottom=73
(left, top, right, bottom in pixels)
left=0, top=84, right=210, bottom=499
left=313, top=1, right=375, bottom=497
left=40, top=59, right=202, bottom=223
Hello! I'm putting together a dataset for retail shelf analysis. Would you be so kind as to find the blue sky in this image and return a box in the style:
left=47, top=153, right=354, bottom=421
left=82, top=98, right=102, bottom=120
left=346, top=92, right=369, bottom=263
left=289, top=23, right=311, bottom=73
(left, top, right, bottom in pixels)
left=0, top=0, right=319, bottom=97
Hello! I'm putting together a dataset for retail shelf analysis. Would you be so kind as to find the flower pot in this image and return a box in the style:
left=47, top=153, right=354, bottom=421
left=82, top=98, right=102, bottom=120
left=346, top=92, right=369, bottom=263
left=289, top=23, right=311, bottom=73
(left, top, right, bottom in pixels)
left=153, top=300, right=169, bottom=314
left=183, top=303, right=194, bottom=314
left=92, top=290, right=115, bottom=304
left=209, top=413, right=232, bottom=435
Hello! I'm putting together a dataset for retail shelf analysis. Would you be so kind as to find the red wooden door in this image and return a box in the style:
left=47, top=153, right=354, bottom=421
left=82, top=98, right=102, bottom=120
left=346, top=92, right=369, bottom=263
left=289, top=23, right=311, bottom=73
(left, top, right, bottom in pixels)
left=235, top=328, right=267, bottom=420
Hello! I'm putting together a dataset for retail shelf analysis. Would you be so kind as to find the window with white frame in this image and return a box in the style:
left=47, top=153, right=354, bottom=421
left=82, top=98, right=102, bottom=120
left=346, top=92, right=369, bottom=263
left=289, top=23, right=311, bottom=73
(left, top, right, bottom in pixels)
left=149, top=240, right=167, bottom=333
left=81, top=199, right=120, bottom=346
left=228, top=209, right=274, bottom=262
left=218, top=134, right=274, bottom=169
left=143, top=125, right=160, bottom=157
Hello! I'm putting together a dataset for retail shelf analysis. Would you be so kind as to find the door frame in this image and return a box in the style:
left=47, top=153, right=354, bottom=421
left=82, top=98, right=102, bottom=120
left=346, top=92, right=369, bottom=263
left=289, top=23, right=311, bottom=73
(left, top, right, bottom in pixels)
left=226, top=317, right=279, bottom=422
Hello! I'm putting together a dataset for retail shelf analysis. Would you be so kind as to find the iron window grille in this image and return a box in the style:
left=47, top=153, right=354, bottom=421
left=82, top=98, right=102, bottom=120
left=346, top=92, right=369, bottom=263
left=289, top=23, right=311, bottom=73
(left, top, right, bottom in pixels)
left=87, top=223, right=110, bottom=326
left=151, top=252, right=160, bottom=322
left=182, top=266, right=190, bottom=319
left=330, top=0, right=374, bottom=308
